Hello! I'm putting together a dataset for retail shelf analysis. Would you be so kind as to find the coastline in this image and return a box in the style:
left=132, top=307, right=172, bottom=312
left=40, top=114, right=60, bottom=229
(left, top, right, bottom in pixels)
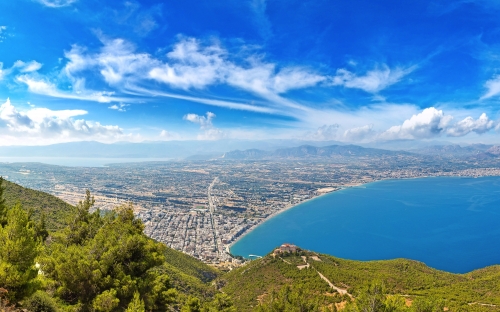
left=227, top=172, right=500, bottom=255
left=227, top=188, right=343, bottom=253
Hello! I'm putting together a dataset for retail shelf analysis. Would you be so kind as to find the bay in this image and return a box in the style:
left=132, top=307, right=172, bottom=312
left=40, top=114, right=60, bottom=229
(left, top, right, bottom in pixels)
left=230, top=176, right=500, bottom=273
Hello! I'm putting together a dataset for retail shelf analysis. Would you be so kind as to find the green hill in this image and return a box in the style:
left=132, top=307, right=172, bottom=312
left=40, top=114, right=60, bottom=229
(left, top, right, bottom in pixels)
left=221, top=250, right=500, bottom=311
left=2, top=178, right=75, bottom=230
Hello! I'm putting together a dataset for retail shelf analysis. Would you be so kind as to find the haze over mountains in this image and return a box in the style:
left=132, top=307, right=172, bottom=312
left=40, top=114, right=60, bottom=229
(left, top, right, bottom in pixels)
left=0, top=140, right=499, bottom=161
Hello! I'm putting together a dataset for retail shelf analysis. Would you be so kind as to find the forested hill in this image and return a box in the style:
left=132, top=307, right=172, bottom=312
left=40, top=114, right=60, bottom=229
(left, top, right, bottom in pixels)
left=222, top=250, right=500, bottom=311
left=2, top=178, right=75, bottom=230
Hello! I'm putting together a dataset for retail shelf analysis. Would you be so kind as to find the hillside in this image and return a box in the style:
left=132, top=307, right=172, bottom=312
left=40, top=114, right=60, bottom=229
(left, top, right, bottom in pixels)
left=2, top=178, right=75, bottom=230
left=2, top=180, right=500, bottom=311
left=222, top=250, right=500, bottom=311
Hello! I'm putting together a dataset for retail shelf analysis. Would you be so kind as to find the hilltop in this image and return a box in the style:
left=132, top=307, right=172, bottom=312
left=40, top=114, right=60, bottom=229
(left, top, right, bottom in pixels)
left=222, top=249, right=500, bottom=311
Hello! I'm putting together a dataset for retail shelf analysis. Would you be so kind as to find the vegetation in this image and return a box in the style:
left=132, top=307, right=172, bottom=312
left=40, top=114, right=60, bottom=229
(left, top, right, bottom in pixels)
left=1, top=177, right=75, bottom=230
left=0, top=180, right=229, bottom=311
left=1, top=178, right=500, bottom=311
left=222, top=251, right=500, bottom=311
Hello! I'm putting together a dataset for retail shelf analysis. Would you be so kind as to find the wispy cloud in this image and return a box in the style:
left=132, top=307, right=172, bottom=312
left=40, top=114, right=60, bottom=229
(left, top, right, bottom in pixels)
left=16, top=75, right=124, bottom=103
left=480, top=75, right=500, bottom=99
left=13, top=60, right=43, bottom=72
left=108, top=103, right=129, bottom=112
left=34, top=0, right=77, bottom=8
left=249, top=0, right=272, bottom=40
left=0, top=26, right=6, bottom=43
left=183, top=111, right=226, bottom=140
left=330, top=64, right=417, bottom=93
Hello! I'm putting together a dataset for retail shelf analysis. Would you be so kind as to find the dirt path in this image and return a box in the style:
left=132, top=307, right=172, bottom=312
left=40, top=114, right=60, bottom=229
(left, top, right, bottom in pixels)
left=316, top=271, right=352, bottom=299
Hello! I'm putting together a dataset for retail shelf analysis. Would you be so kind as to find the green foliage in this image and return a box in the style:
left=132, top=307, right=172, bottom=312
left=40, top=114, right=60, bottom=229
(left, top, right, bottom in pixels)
left=181, top=296, right=201, bottom=312
left=163, top=247, right=219, bottom=283
left=0, top=177, right=7, bottom=227
left=203, top=293, right=236, bottom=312
left=125, top=292, right=145, bottom=312
left=40, top=202, right=172, bottom=311
left=0, top=203, right=40, bottom=302
left=93, top=289, right=120, bottom=312
left=24, top=291, right=58, bottom=312
left=1, top=179, right=75, bottom=231
left=256, top=284, right=323, bottom=312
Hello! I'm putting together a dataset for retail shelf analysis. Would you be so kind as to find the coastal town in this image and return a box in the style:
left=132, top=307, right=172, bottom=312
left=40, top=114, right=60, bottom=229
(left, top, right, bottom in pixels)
left=0, top=155, right=500, bottom=266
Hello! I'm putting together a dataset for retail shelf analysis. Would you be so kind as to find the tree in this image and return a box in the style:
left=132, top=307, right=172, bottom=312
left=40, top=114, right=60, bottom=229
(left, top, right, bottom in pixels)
left=0, top=203, right=40, bottom=302
left=40, top=199, right=174, bottom=311
left=126, top=292, right=145, bottom=312
left=0, top=177, right=7, bottom=227
left=182, top=296, right=201, bottom=312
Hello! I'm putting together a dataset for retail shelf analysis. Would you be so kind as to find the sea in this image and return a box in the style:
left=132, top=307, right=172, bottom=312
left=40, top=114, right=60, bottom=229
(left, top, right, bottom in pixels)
left=230, top=176, right=500, bottom=273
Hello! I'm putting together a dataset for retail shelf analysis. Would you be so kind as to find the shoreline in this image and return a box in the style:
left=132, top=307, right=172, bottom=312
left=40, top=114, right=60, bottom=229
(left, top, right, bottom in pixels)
left=227, top=172, right=500, bottom=256
left=227, top=187, right=347, bottom=253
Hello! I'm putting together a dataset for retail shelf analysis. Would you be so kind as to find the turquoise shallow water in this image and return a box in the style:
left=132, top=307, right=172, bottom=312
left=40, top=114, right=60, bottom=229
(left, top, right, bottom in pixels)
left=230, top=176, right=500, bottom=273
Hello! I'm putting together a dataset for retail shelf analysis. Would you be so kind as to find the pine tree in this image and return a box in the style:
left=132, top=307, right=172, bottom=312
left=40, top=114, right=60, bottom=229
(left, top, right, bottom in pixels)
left=0, top=203, right=40, bottom=301
left=126, top=292, right=145, bottom=312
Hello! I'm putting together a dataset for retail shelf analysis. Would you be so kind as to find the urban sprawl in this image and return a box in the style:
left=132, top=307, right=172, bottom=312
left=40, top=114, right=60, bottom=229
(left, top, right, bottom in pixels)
left=1, top=156, right=499, bottom=268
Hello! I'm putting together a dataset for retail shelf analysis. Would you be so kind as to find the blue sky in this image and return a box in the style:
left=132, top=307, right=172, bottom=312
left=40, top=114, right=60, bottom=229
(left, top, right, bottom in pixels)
left=1, top=0, right=500, bottom=145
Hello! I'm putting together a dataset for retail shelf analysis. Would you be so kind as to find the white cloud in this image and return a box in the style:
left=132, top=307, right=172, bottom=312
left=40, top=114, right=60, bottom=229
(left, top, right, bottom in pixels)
left=183, top=111, right=226, bottom=140
left=108, top=103, right=129, bottom=112
left=184, top=111, right=216, bottom=129
left=0, top=98, right=126, bottom=145
left=480, top=75, right=500, bottom=99
left=149, top=38, right=223, bottom=89
left=446, top=113, right=496, bottom=136
left=343, top=124, right=375, bottom=142
left=305, top=124, right=339, bottom=141
left=13, top=60, right=43, bottom=72
left=125, top=86, right=278, bottom=114
left=0, top=26, right=6, bottom=42
left=331, top=64, right=416, bottom=93
left=148, top=38, right=323, bottom=110
left=379, top=108, right=497, bottom=140
left=380, top=107, right=453, bottom=140
left=0, top=63, right=5, bottom=80
left=35, top=0, right=77, bottom=8
left=16, top=75, right=122, bottom=103
left=159, top=130, right=181, bottom=140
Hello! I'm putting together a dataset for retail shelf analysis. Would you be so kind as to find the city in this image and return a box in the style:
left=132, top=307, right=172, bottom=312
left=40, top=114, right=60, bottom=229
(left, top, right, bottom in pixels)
left=1, top=154, right=499, bottom=267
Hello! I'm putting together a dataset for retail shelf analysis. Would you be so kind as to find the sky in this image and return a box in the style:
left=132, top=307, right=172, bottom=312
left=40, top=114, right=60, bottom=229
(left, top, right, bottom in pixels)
left=1, top=0, right=500, bottom=145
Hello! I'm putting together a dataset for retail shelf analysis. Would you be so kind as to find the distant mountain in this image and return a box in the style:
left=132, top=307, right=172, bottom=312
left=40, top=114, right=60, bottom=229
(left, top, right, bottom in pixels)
left=410, top=144, right=493, bottom=158
left=0, top=140, right=345, bottom=159
left=486, top=145, right=500, bottom=156
left=223, top=144, right=408, bottom=160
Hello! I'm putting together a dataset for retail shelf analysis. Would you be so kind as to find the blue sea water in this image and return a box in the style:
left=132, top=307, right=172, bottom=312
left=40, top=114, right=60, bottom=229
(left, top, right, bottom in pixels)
left=230, top=176, right=500, bottom=273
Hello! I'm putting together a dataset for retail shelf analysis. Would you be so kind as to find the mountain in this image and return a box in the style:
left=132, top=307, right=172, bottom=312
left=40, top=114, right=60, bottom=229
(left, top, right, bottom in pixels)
left=0, top=140, right=345, bottom=159
left=223, top=144, right=409, bottom=160
left=410, top=144, right=493, bottom=158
